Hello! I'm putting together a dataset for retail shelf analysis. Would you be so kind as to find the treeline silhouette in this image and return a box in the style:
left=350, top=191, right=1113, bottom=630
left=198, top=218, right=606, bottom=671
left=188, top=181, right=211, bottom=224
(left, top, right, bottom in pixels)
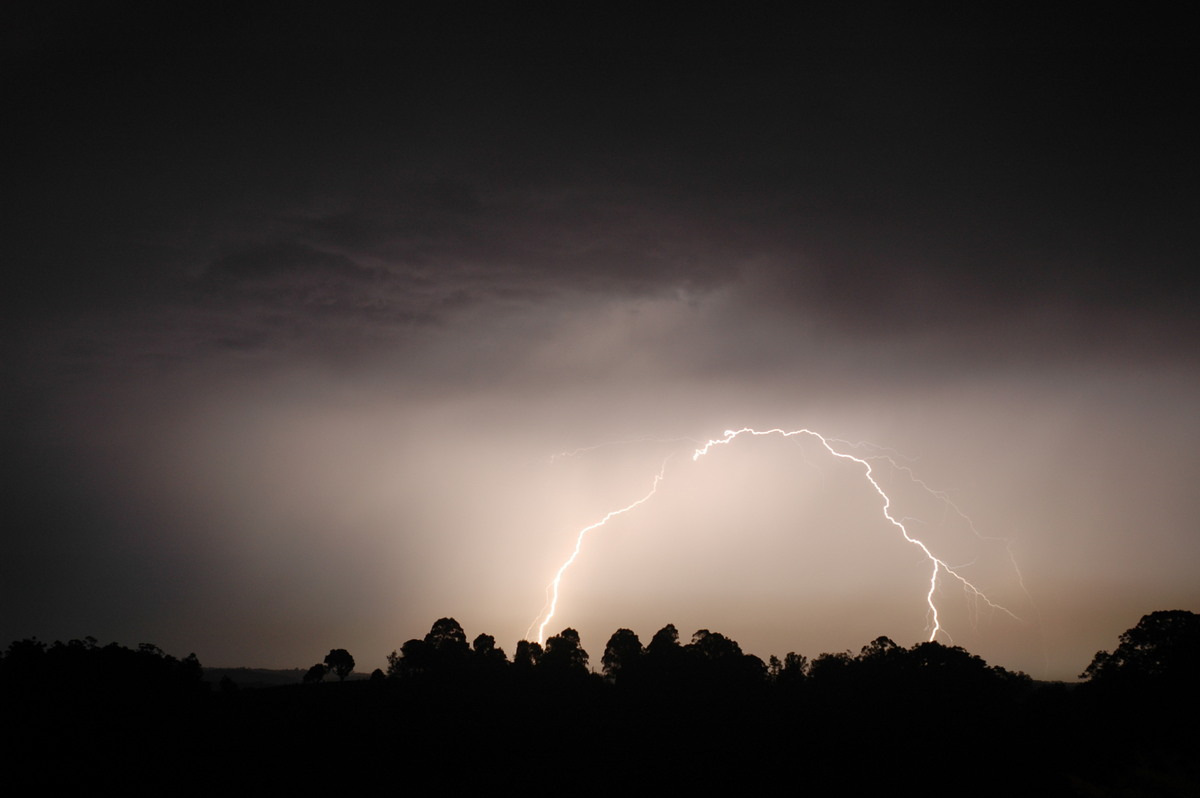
left=3, top=611, right=1197, bottom=795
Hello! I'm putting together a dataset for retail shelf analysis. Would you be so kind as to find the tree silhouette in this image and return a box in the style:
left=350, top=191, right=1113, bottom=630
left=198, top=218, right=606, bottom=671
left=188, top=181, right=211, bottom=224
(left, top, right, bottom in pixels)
left=540, top=628, right=589, bottom=676
left=1078, top=610, right=1200, bottom=763
left=304, top=663, right=328, bottom=683
left=601, top=628, right=643, bottom=681
left=686, top=629, right=765, bottom=686
left=387, top=618, right=471, bottom=678
left=807, top=650, right=852, bottom=687
left=687, top=629, right=741, bottom=661
left=1083, top=609, right=1200, bottom=687
left=471, top=633, right=508, bottom=677
left=1, top=637, right=48, bottom=683
left=513, top=640, right=543, bottom=671
left=641, top=623, right=687, bottom=688
left=647, top=623, right=680, bottom=655
left=323, top=649, right=355, bottom=681
left=425, top=617, right=470, bottom=658
left=859, top=635, right=903, bottom=662
left=768, top=651, right=808, bottom=688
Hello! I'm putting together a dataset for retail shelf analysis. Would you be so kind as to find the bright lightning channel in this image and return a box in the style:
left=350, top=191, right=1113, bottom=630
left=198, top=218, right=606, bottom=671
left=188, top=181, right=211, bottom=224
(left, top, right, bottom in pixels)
left=527, top=459, right=670, bottom=645
left=528, top=427, right=1020, bottom=646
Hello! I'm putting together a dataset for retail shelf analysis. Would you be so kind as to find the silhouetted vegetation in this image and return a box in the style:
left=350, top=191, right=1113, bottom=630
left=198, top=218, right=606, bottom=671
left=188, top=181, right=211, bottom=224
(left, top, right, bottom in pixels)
left=1, top=637, right=208, bottom=789
left=1082, top=609, right=1200, bottom=689
left=1069, top=609, right=1200, bottom=792
left=303, top=662, right=328, bottom=683
left=323, top=648, right=355, bottom=681
left=4, top=612, right=1198, bottom=794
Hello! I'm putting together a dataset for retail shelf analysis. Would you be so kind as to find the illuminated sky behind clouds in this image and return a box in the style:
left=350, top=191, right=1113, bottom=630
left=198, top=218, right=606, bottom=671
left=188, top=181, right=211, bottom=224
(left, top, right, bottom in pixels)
left=3, top=7, right=1197, bottom=678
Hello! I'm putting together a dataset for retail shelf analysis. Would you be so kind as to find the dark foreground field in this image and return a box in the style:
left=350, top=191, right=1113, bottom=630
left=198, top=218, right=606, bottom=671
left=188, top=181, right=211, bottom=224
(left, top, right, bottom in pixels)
left=4, top=614, right=1198, bottom=796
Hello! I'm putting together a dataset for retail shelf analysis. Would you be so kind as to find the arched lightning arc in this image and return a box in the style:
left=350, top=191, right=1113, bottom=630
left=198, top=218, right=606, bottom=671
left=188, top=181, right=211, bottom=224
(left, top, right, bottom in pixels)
left=528, top=427, right=1022, bottom=646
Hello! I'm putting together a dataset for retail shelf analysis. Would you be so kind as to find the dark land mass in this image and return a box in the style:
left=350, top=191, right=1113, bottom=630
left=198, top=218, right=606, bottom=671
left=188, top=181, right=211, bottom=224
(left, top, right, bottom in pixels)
left=200, top=667, right=367, bottom=689
left=3, top=613, right=1198, bottom=795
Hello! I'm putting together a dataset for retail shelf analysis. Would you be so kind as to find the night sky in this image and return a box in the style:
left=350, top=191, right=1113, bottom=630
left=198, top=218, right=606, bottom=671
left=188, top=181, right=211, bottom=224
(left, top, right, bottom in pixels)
left=4, top=6, right=1197, bottom=679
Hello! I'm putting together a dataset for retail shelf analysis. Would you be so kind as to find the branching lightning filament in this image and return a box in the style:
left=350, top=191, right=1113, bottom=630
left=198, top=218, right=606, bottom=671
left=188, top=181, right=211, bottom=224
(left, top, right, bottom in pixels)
left=527, top=460, right=670, bottom=644
left=528, top=427, right=1020, bottom=645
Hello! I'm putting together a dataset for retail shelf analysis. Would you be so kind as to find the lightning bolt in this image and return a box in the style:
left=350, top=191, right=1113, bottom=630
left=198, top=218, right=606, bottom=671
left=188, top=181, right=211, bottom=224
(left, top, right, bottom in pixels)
left=694, top=428, right=1019, bottom=640
left=526, top=459, right=671, bottom=644
left=817, top=437, right=1033, bottom=624
left=528, top=427, right=1021, bottom=645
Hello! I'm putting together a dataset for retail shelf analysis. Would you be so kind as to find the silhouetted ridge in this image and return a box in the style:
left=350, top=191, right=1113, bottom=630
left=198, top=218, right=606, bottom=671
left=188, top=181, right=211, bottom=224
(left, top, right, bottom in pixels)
left=3, top=612, right=1197, bottom=793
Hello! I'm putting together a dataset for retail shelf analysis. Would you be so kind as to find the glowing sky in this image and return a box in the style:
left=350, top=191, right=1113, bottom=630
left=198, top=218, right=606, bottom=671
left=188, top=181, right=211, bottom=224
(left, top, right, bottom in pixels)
left=4, top=8, right=1197, bottom=679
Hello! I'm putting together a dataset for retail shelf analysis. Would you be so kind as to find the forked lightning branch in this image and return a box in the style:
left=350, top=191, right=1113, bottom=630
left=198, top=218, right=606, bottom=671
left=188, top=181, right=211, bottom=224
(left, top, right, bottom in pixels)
left=528, top=427, right=1025, bottom=645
